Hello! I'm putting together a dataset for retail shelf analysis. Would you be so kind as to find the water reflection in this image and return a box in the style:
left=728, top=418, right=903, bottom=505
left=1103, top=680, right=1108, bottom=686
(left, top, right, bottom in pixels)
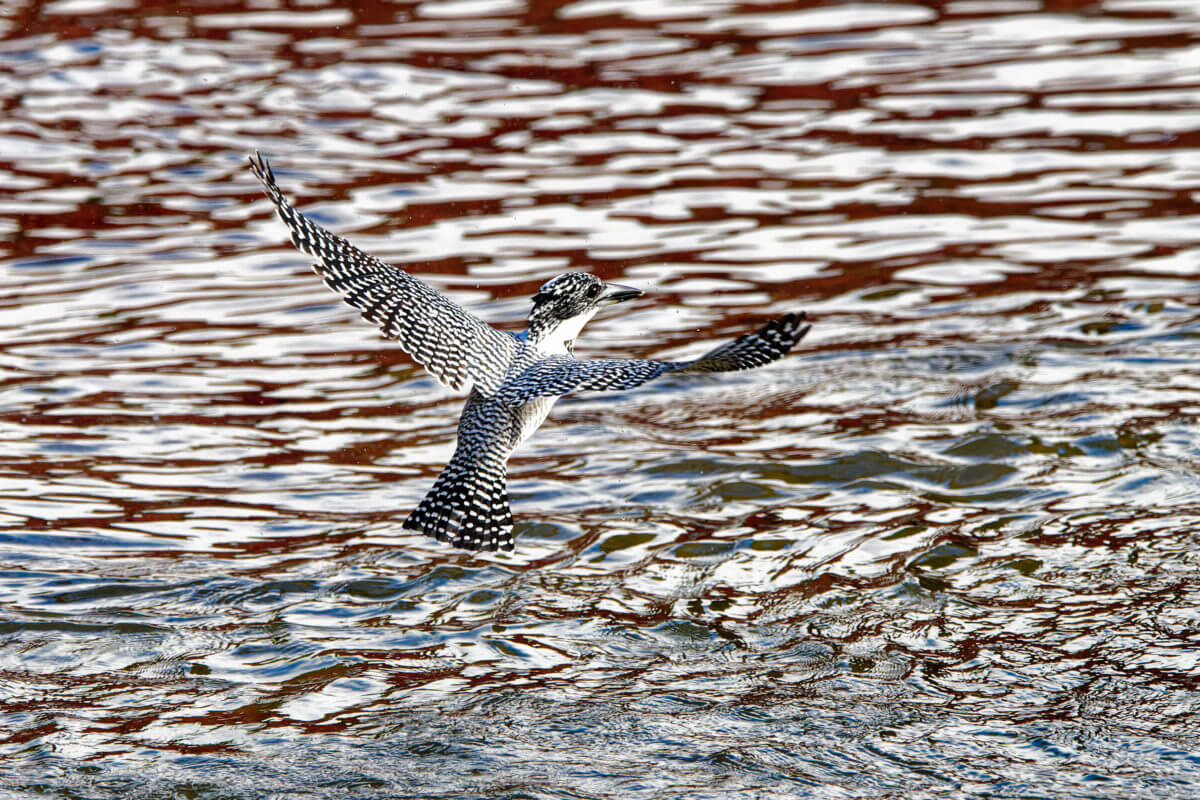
left=3, top=0, right=1200, bottom=797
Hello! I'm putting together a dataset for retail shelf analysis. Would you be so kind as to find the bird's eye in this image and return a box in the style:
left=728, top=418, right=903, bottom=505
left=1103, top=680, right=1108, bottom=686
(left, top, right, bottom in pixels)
left=587, top=284, right=601, bottom=299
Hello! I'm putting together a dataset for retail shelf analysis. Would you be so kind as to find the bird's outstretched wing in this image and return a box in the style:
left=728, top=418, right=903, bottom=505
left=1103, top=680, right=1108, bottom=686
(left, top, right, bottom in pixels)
left=497, top=312, right=810, bottom=405
left=248, top=152, right=519, bottom=394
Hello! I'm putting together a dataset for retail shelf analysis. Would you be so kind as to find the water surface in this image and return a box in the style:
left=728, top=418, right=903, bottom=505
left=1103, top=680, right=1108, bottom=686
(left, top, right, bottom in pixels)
left=3, top=1, right=1200, bottom=797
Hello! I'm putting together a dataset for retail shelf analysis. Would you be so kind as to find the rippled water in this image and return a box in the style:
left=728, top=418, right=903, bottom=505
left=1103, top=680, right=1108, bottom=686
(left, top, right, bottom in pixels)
left=4, top=1, right=1200, bottom=797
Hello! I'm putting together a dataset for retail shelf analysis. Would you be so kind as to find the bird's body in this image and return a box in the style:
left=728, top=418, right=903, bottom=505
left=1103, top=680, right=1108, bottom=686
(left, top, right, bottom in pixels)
left=249, top=153, right=811, bottom=551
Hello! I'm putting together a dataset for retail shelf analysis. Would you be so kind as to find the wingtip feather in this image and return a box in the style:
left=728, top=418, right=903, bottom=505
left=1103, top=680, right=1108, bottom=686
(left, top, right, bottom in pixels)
left=248, top=151, right=277, bottom=191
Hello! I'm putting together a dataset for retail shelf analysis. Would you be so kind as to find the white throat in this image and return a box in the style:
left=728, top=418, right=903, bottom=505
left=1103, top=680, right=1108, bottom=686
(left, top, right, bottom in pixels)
left=534, top=308, right=599, bottom=355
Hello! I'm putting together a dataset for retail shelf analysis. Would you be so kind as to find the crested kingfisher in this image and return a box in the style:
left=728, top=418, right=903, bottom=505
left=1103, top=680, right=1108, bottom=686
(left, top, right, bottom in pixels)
left=249, top=153, right=811, bottom=551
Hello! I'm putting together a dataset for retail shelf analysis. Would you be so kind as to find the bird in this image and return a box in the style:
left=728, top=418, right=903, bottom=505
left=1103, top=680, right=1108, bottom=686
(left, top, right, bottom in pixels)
left=248, top=152, right=812, bottom=551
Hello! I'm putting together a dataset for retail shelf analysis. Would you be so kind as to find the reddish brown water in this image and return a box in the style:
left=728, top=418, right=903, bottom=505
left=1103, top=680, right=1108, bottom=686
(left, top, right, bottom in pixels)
left=4, top=1, right=1200, bottom=797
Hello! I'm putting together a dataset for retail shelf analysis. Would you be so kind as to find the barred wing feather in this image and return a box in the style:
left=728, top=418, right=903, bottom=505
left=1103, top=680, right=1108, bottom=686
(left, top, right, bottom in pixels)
left=676, top=312, right=810, bottom=374
left=498, top=312, right=810, bottom=406
left=249, top=152, right=519, bottom=395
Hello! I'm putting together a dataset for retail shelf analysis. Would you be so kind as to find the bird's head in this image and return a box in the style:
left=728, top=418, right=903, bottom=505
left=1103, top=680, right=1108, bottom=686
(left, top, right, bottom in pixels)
left=526, top=272, right=643, bottom=352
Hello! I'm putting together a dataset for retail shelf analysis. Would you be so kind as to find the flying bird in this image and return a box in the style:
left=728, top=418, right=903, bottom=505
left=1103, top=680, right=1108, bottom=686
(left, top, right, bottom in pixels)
left=248, top=153, right=811, bottom=551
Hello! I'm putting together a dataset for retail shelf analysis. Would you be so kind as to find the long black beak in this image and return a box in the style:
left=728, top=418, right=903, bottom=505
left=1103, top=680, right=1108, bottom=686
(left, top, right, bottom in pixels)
left=598, top=282, right=643, bottom=305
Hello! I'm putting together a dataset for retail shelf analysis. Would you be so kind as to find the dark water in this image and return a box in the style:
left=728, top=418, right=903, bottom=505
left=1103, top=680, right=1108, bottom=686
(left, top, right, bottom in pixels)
left=3, top=1, right=1200, bottom=797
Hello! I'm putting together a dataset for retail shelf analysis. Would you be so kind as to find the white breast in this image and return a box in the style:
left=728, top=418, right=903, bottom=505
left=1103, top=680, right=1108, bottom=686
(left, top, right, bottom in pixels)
left=534, top=308, right=599, bottom=356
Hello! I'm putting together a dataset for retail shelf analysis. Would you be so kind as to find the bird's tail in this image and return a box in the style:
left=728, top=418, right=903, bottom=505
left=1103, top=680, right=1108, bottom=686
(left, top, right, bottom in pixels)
left=403, top=457, right=514, bottom=551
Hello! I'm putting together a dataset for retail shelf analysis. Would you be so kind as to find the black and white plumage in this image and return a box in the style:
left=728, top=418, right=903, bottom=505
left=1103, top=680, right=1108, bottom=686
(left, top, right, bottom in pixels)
left=248, top=154, right=518, bottom=394
left=249, top=153, right=812, bottom=551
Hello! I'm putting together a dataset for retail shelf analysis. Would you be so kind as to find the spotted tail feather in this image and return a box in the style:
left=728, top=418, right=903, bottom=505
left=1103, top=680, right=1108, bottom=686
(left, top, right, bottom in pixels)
left=403, top=458, right=514, bottom=551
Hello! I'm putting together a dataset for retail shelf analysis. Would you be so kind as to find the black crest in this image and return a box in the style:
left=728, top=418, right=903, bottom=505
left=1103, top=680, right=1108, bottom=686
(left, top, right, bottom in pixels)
left=527, top=272, right=605, bottom=337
